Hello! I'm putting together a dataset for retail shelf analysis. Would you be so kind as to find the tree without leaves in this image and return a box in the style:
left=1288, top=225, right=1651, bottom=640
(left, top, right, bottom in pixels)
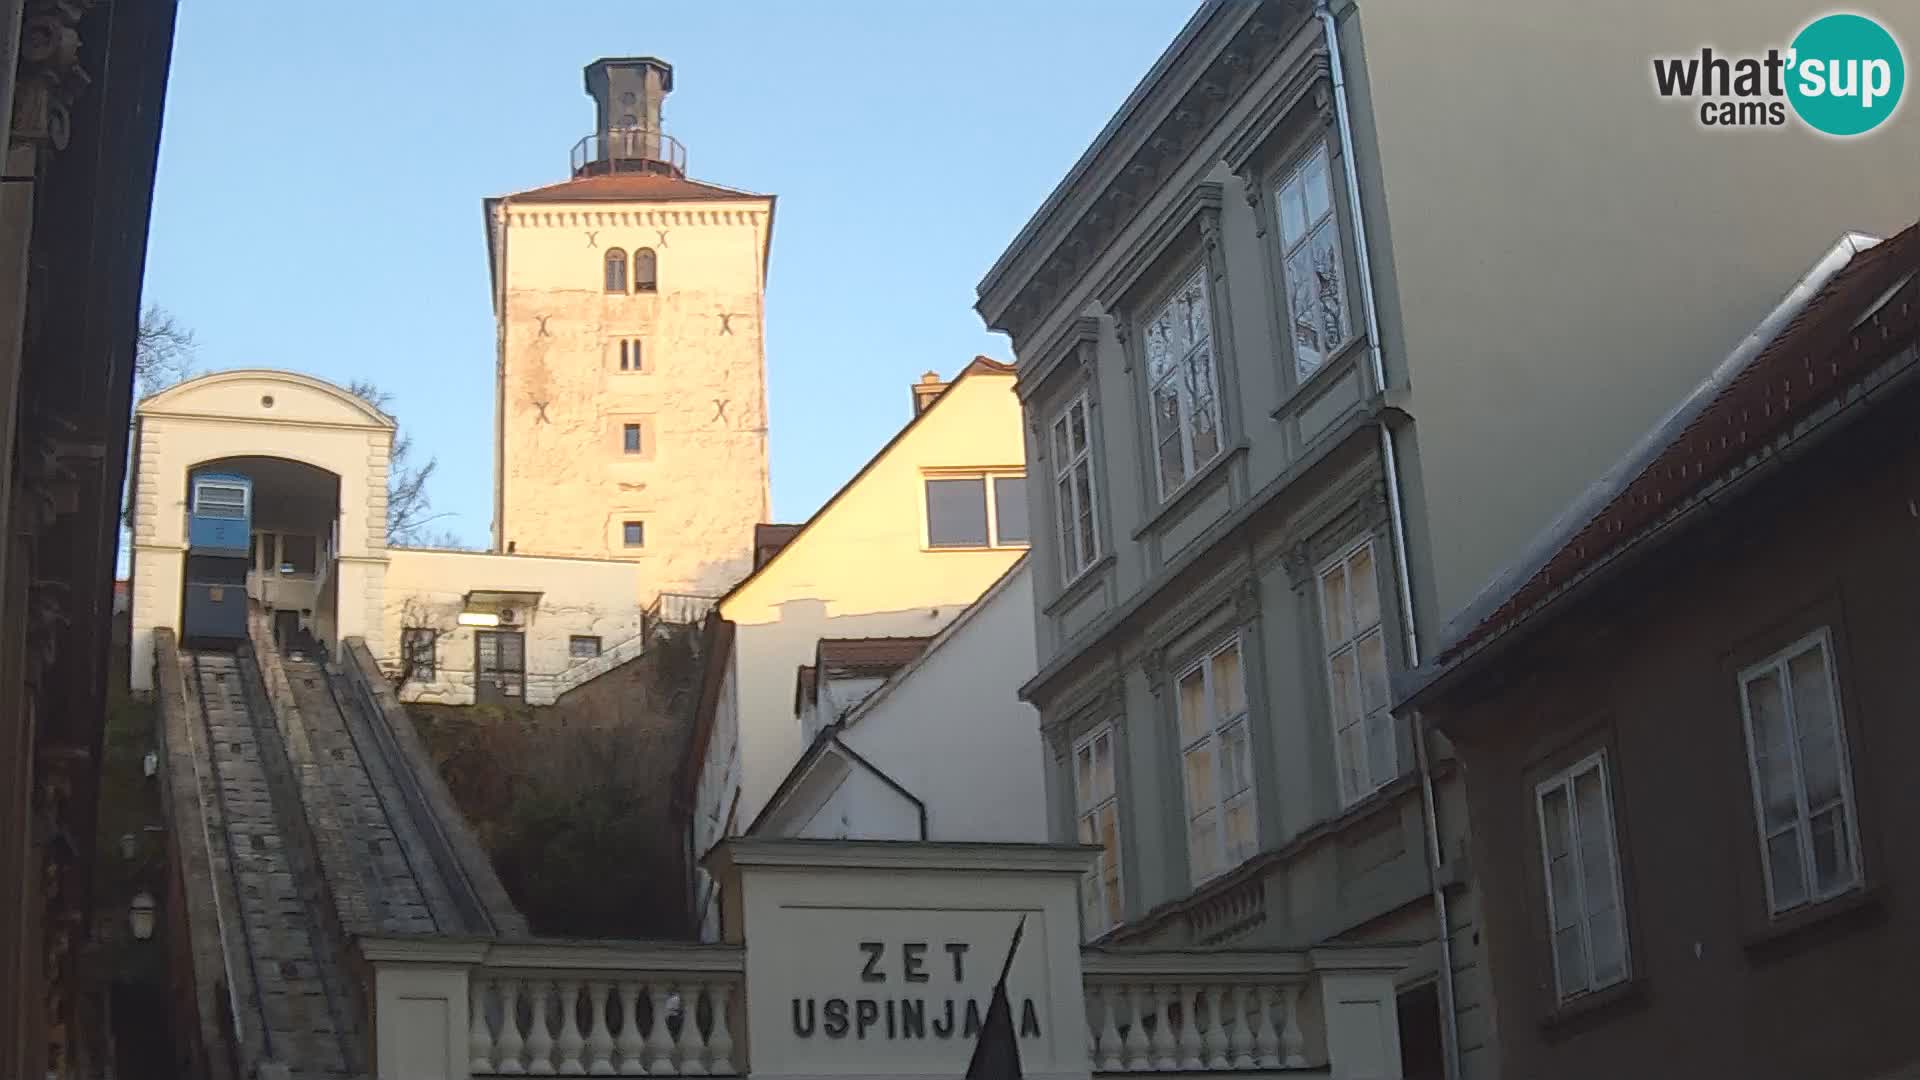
left=345, top=378, right=459, bottom=547
left=134, top=305, right=197, bottom=396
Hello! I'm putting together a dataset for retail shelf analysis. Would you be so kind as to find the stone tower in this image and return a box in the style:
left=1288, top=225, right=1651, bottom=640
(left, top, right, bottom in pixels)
left=484, top=57, right=773, bottom=600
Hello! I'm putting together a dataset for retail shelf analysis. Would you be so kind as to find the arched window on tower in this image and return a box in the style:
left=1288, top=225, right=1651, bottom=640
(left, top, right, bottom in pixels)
left=604, top=248, right=628, bottom=293
left=634, top=248, right=658, bottom=293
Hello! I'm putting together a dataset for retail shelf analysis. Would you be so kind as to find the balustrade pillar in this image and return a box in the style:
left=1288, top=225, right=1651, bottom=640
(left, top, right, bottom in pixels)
left=498, top=979, right=528, bottom=1075
left=617, top=981, right=646, bottom=1075
left=526, top=979, right=556, bottom=1075
left=586, top=981, right=615, bottom=1075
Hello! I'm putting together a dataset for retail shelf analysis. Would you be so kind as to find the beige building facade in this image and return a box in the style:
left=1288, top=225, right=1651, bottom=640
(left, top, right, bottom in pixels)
left=485, top=56, right=773, bottom=600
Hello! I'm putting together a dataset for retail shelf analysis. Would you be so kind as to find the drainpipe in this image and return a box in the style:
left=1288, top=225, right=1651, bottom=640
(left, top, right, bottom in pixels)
left=1316, top=3, right=1463, bottom=1079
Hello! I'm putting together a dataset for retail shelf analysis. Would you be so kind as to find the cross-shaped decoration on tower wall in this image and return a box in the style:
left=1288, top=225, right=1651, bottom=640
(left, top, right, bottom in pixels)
left=712, top=399, right=729, bottom=425
left=655, top=229, right=670, bottom=248
left=585, top=230, right=599, bottom=248
left=530, top=399, right=551, bottom=424
left=536, top=315, right=552, bottom=338
left=718, top=313, right=751, bottom=336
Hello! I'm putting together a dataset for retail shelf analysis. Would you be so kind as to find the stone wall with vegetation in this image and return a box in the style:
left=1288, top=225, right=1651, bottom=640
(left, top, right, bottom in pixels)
left=405, top=625, right=702, bottom=939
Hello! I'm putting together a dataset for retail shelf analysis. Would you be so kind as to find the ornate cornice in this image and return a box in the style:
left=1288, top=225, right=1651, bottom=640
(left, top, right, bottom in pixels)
left=12, top=0, right=97, bottom=151
left=1016, top=314, right=1105, bottom=404
left=503, top=208, right=763, bottom=229
left=979, top=0, right=1309, bottom=348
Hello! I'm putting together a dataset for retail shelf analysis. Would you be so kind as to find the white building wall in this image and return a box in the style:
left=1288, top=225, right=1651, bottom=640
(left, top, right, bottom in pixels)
left=834, top=560, right=1047, bottom=843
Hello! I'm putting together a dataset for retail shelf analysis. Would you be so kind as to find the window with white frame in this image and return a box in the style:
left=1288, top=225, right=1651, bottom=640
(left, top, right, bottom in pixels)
left=1175, top=639, right=1256, bottom=884
left=1319, top=539, right=1394, bottom=806
left=924, top=472, right=1028, bottom=549
left=1535, top=751, right=1630, bottom=1002
left=1072, top=724, right=1124, bottom=936
left=1275, top=144, right=1352, bottom=383
left=1143, top=267, right=1224, bottom=500
left=1050, top=392, right=1100, bottom=580
left=1737, top=629, right=1861, bottom=916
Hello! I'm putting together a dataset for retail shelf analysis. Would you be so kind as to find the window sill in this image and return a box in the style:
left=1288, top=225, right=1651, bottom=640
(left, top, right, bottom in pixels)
left=1539, top=977, right=1648, bottom=1041
left=1740, top=883, right=1885, bottom=962
left=1131, top=443, right=1248, bottom=542
left=922, top=544, right=1031, bottom=555
left=1044, top=553, right=1116, bottom=617
left=1269, top=336, right=1368, bottom=422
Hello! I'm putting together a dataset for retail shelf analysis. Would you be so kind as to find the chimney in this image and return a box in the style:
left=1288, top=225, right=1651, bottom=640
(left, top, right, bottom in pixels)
left=911, top=371, right=948, bottom=415
left=581, top=57, right=678, bottom=175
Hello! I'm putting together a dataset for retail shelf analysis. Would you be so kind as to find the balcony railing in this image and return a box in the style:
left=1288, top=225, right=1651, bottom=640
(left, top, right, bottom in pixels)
left=571, top=127, right=688, bottom=177
left=1081, top=951, right=1310, bottom=1072
left=362, top=937, right=1412, bottom=1079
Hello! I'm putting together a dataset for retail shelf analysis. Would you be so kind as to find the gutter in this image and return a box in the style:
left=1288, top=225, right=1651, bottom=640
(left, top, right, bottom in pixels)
left=1316, top=4, right=1460, bottom=1078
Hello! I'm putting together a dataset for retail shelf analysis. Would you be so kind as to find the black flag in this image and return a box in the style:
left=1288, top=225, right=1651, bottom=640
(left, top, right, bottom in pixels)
left=964, top=916, right=1027, bottom=1080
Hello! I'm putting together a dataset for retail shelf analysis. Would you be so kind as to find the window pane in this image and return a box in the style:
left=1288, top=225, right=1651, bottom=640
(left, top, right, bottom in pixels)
left=1145, top=312, right=1176, bottom=382
left=604, top=249, right=627, bottom=292
left=1224, top=794, right=1256, bottom=864
left=1320, top=565, right=1351, bottom=645
left=1365, top=709, right=1394, bottom=792
left=1587, top=906, right=1626, bottom=986
left=1183, top=744, right=1215, bottom=814
left=1348, top=545, right=1379, bottom=630
left=1057, top=476, right=1079, bottom=572
left=993, top=476, right=1029, bottom=545
left=1540, top=784, right=1572, bottom=862
left=1153, top=381, right=1185, bottom=494
left=1220, top=720, right=1252, bottom=797
left=1301, top=149, right=1334, bottom=227
left=623, top=521, right=645, bottom=547
left=1554, top=926, right=1589, bottom=997
left=1286, top=242, right=1328, bottom=379
left=1744, top=670, right=1798, bottom=833
left=1076, top=745, right=1094, bottom=808
left=1212, top=645, right=1245, bottom=720
left=1327, top=648, right=1360, bottom=726
left=926, top=478, right=988, bottom=547
left=1069, top=400, right=1089, bottom=455
left=1051, top=415, right=1071, bottom=469
left=1767, top=827, right=1808, bottom=909
left=1187, top=384, right=1221, bottom=467
left=1092, top=731, right=1113, bottom=802
left=281, top=534, right=317, bottom=573
left=1308, top=218, right=1350, bottom=353
left=623, top=423, right=642, bottom=453
left=1278, top=179, right=1309, bottom=246
left=1810, top=805, right=1854, bottom=896
left=1177, top=667, right=1208, bottom=743
left=1787, top=645, right=1843, bottom=808
left=1356, top=630, right=1390, bottom=716
left=1574, top=769, right=1616, bottom=918
left=1189, top=812, right=1218, bottom=881
left=1074, top=464, right=1097, bottom=565
left=1176, top=272, right=1210, bottom=351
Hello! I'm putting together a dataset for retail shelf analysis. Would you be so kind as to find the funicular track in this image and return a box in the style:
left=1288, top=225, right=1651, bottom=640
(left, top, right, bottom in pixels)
left=185, top=648, right=361, bottom=1078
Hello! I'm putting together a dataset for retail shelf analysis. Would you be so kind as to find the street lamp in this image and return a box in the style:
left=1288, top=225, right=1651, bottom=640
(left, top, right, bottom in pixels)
left=129, top=892, right=156, bottom=942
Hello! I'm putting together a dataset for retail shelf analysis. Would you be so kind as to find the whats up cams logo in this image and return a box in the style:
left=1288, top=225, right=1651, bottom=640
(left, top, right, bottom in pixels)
left=1652, top=12, right=1906, bottom=135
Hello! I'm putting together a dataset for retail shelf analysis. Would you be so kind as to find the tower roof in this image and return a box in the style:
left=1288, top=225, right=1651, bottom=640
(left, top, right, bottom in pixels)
left=496, top=171, right=767, bottom=204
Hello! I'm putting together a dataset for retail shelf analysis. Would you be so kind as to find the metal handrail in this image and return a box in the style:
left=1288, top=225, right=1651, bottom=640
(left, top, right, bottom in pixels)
left=571, top=126, right=687, bottom=175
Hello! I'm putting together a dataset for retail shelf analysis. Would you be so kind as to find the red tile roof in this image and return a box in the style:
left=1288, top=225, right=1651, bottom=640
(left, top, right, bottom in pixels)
left=816, top=637, right=935, bottom=677
left=501, top=171, right=766, bottom=204
left=1439, top=222, right=1920, bottom=664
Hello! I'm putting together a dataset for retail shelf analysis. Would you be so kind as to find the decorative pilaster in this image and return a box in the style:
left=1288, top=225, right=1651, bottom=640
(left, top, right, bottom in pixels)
left=1139, top=646, right=1167, bottom=696
left=13, top=0, right=98, bottom=152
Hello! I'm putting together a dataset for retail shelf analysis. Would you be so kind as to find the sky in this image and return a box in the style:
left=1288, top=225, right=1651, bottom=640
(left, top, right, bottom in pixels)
left=142, top=1, right=1199, bottom=548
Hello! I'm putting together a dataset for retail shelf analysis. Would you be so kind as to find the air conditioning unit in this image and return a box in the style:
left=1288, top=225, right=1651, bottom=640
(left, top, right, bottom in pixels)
left=499, top=608, right=517, bottom=625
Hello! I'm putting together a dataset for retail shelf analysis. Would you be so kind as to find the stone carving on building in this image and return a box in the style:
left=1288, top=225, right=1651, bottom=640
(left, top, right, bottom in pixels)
left=12, top=0, right=97, bottom=151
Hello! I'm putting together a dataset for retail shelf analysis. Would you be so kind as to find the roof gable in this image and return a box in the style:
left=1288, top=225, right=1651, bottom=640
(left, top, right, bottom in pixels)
left=717, top=358, right=1018, bottom=612
left=139, top=369, right=394, bottom=430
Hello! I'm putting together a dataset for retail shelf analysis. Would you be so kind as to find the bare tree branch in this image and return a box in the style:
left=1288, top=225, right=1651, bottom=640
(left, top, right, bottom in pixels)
left=134, top=305, right=197, bottom=397
left=347, top=377, right=451, bottom=547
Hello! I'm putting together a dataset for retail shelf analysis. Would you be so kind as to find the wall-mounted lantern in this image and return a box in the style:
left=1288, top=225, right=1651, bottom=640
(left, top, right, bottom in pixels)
left=143, top=750, right=158, bottom=777
left=129, top=892, right=156, bottom=941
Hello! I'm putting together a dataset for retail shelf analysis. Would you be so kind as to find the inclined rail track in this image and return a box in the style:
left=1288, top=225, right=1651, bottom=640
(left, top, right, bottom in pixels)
left=186, top=649, right=358, bottom=1077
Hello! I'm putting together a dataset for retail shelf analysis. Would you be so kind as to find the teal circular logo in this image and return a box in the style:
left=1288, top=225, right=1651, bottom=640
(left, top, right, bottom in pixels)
left=1787, top=13, right=1905, bottom=136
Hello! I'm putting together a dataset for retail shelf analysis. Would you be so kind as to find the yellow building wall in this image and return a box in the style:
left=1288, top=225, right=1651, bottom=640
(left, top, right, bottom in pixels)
left=379, top=548, right=648, bottom=706
left=718, top=370, right=1027, bottom=830
left=494, top=196, right=773, bottom=600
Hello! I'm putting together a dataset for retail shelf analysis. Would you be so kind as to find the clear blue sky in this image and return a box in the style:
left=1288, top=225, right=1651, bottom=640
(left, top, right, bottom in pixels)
left=142, top=1, right=1196, bottom=547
